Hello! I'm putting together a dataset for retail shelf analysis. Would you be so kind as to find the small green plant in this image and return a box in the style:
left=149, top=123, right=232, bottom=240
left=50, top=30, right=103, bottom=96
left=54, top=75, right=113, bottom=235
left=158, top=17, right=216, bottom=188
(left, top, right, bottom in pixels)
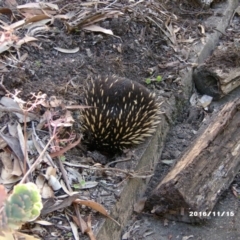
left=156, top=75, right=162, bottom=82
left=66, top=232, right=73, bottom=237
left=145, top=75, right=162, bottom=84
left=59, top=155, right=66, bottom=162
left=73, top=180, right=86, bottom=189
left=145, top=78, right=151, bottom=84
left=4, top=183, right=43, bottom=230
left=35, top=60, right=41, bottom=68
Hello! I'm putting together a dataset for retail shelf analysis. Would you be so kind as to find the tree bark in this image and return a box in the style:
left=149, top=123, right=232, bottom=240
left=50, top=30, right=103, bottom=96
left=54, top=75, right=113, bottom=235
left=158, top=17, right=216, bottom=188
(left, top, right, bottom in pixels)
left=193, top=42, right=240, bottom=99
left=146, top=98, right=240, bottom=222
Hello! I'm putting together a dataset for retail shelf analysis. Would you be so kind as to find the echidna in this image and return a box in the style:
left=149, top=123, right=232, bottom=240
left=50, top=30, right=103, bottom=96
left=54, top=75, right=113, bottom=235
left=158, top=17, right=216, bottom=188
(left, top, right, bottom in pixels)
left=81, top=75, right=161, bottom=153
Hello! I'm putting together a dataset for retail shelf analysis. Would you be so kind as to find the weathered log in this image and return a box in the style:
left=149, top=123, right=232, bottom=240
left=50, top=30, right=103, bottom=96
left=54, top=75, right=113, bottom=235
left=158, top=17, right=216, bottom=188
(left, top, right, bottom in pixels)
left=145, top=98, right=240, bottom=222
left=193, top=42, right=240, bottom=99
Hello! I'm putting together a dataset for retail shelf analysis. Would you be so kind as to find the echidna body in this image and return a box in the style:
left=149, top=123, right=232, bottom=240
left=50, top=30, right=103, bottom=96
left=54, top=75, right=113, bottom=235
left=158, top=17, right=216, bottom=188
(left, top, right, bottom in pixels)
left=81, top=76, right=161, bottom=153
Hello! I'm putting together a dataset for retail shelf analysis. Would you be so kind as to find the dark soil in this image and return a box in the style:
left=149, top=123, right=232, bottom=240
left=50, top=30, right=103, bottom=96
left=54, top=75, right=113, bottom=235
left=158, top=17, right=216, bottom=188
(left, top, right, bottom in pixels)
left=123, top=3, right=240, bottom=240
left=145, top=105, right=205, bottom=198
left=0, top=0, right=239, bottom=239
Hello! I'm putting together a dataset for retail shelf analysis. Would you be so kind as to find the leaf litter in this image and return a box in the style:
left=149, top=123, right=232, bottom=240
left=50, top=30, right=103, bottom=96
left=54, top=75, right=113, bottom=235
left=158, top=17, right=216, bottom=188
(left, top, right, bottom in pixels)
left=0, top=0, right=223, bottom=239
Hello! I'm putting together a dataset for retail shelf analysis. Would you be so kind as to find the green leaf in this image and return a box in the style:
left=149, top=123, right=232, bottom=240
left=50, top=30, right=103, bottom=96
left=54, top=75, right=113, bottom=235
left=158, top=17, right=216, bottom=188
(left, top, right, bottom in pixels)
left=145, top=78, right=151, bottom=84
left=60, top=155, right=66, bottom=162
left=73, top=180, right=86, bottom=189
left=156, top=75, right=162, bottom=82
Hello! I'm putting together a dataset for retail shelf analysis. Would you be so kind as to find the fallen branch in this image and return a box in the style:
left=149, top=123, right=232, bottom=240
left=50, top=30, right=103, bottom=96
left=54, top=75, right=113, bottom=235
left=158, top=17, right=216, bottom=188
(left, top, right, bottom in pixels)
left=146, top=98, right=240, bottom=222
left=193, top=42, right=240, bottom=99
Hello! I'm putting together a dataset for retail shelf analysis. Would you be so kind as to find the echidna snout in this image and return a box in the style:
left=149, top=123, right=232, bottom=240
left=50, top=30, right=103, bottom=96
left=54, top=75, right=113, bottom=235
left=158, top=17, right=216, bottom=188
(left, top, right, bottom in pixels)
left=81, top=76, right=161, bottom=153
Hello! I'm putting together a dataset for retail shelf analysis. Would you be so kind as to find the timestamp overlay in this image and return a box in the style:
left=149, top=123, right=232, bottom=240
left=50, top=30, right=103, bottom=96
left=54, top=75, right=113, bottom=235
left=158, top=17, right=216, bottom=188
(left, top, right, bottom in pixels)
left=189, top=211, right=235, bottom=217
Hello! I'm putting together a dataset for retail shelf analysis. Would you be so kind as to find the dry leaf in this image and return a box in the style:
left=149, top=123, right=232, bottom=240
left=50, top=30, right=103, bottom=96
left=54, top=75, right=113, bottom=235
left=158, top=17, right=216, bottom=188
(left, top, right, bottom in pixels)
left=165, top=19, right=177, bottom=45
left=0, top=8, right=12, bottom=15
left=0, top=231, right=14, bottom=240
left=86, top=215, right=96, bottom=240
left=48, top=109, right=75, bottom=127
left=54, top=13, right=74, bottom=20
left=49, top=136, right=80, bottom=158
left=66, top=10, right=123, bottom=32
left=0, top=40, right=13, bottom=54
left=0, top=132, right=24, bottom=162
left=16, top=36, right=37, bottom=46
left=0, top=152, right=13, bottom=180
left=41, top=182, right=54, bottom=199
left=26, top=21, right=51, bottom=36
left=25, top=19, right=52, bottom=30
left=53, top=47, right=79, bottom=54
left=1, top=19, right=26, bottom=30
left=45, top=166, right=56, bottom=177
left=25, top=15, right=51, bottom=24
left=19, top=52, right=28, bottom=62
left=83, top=25, right=114, bottom=35
left=0, top=175, right=22, bottom=185
left=0, top=96, right=32, bottom=122
left=122, top=230, right=131, bottom=240
left=182, top=235, right=194, bottom=240
left=35, top=220, right=53, bottom=226
left=0, top=138, right=7, bottom=149
left=60, top=180, right=79, bottom=196
left=31, top=130, right=56, bottom=166
left=75, top=199, right=108, bottom=216
left=35, top=173, right=54, bottom=198
left=16, top=123, right=29, bottom=171
left=72, top=214, right=88, bottom=234
left=41, top=194, right=80, bottom=215
left=14, top=231, right=40, bottom=240
left=75, top=199, right=120, bottom=226
left=65, top=167, right=83, bottom=184
left=0, top=63, right=8, bottom=73
left=1, top=229, right=40, bottom=239
left=48, top=96, right=62, bottom=107
left=0, top=185, right=7, bottom=208
left=35, top=175, right=45, bottom=189
left=4, top=0, right=17, bottom=7
left=12, top=156, right=23, bottom=176
left=17, top=2, right=59, bottom=11
left=198, top=24, right=205, bottom=34
left=198, top=24, right=206, bottom=44
left=7, top=122, right=18, bottom=137
left=69, top=221, right=79, bottom=240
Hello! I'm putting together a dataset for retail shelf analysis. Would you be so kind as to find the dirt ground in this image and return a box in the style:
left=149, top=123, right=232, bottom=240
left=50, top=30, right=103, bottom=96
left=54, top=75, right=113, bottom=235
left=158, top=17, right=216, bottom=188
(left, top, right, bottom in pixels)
left=123, top=88, right=240, bottom=240
left=0, top=0, right=239, bottom=239
left=123, top=1, right=240, bottom=239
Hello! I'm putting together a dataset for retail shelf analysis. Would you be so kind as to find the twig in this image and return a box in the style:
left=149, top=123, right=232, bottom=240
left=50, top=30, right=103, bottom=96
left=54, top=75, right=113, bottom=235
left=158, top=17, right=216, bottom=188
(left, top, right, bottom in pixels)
left=105, top=156, right=131, bottom=167
left=104, top=0, right=118, bottom=9
left=57, top=156, right=73, bottom=191
left=63, top=162, right=153, bottom=179
left=0, top=59, right=25, bottom=70
left=23, top=110, right=28, bottom=174
left=50, top=137, right=81, bottom=158
left=20, top=135, right=55, bottom=183
left=32, top=122, right=57, bottom=167
left=0, top=106, right=38, bottom=119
